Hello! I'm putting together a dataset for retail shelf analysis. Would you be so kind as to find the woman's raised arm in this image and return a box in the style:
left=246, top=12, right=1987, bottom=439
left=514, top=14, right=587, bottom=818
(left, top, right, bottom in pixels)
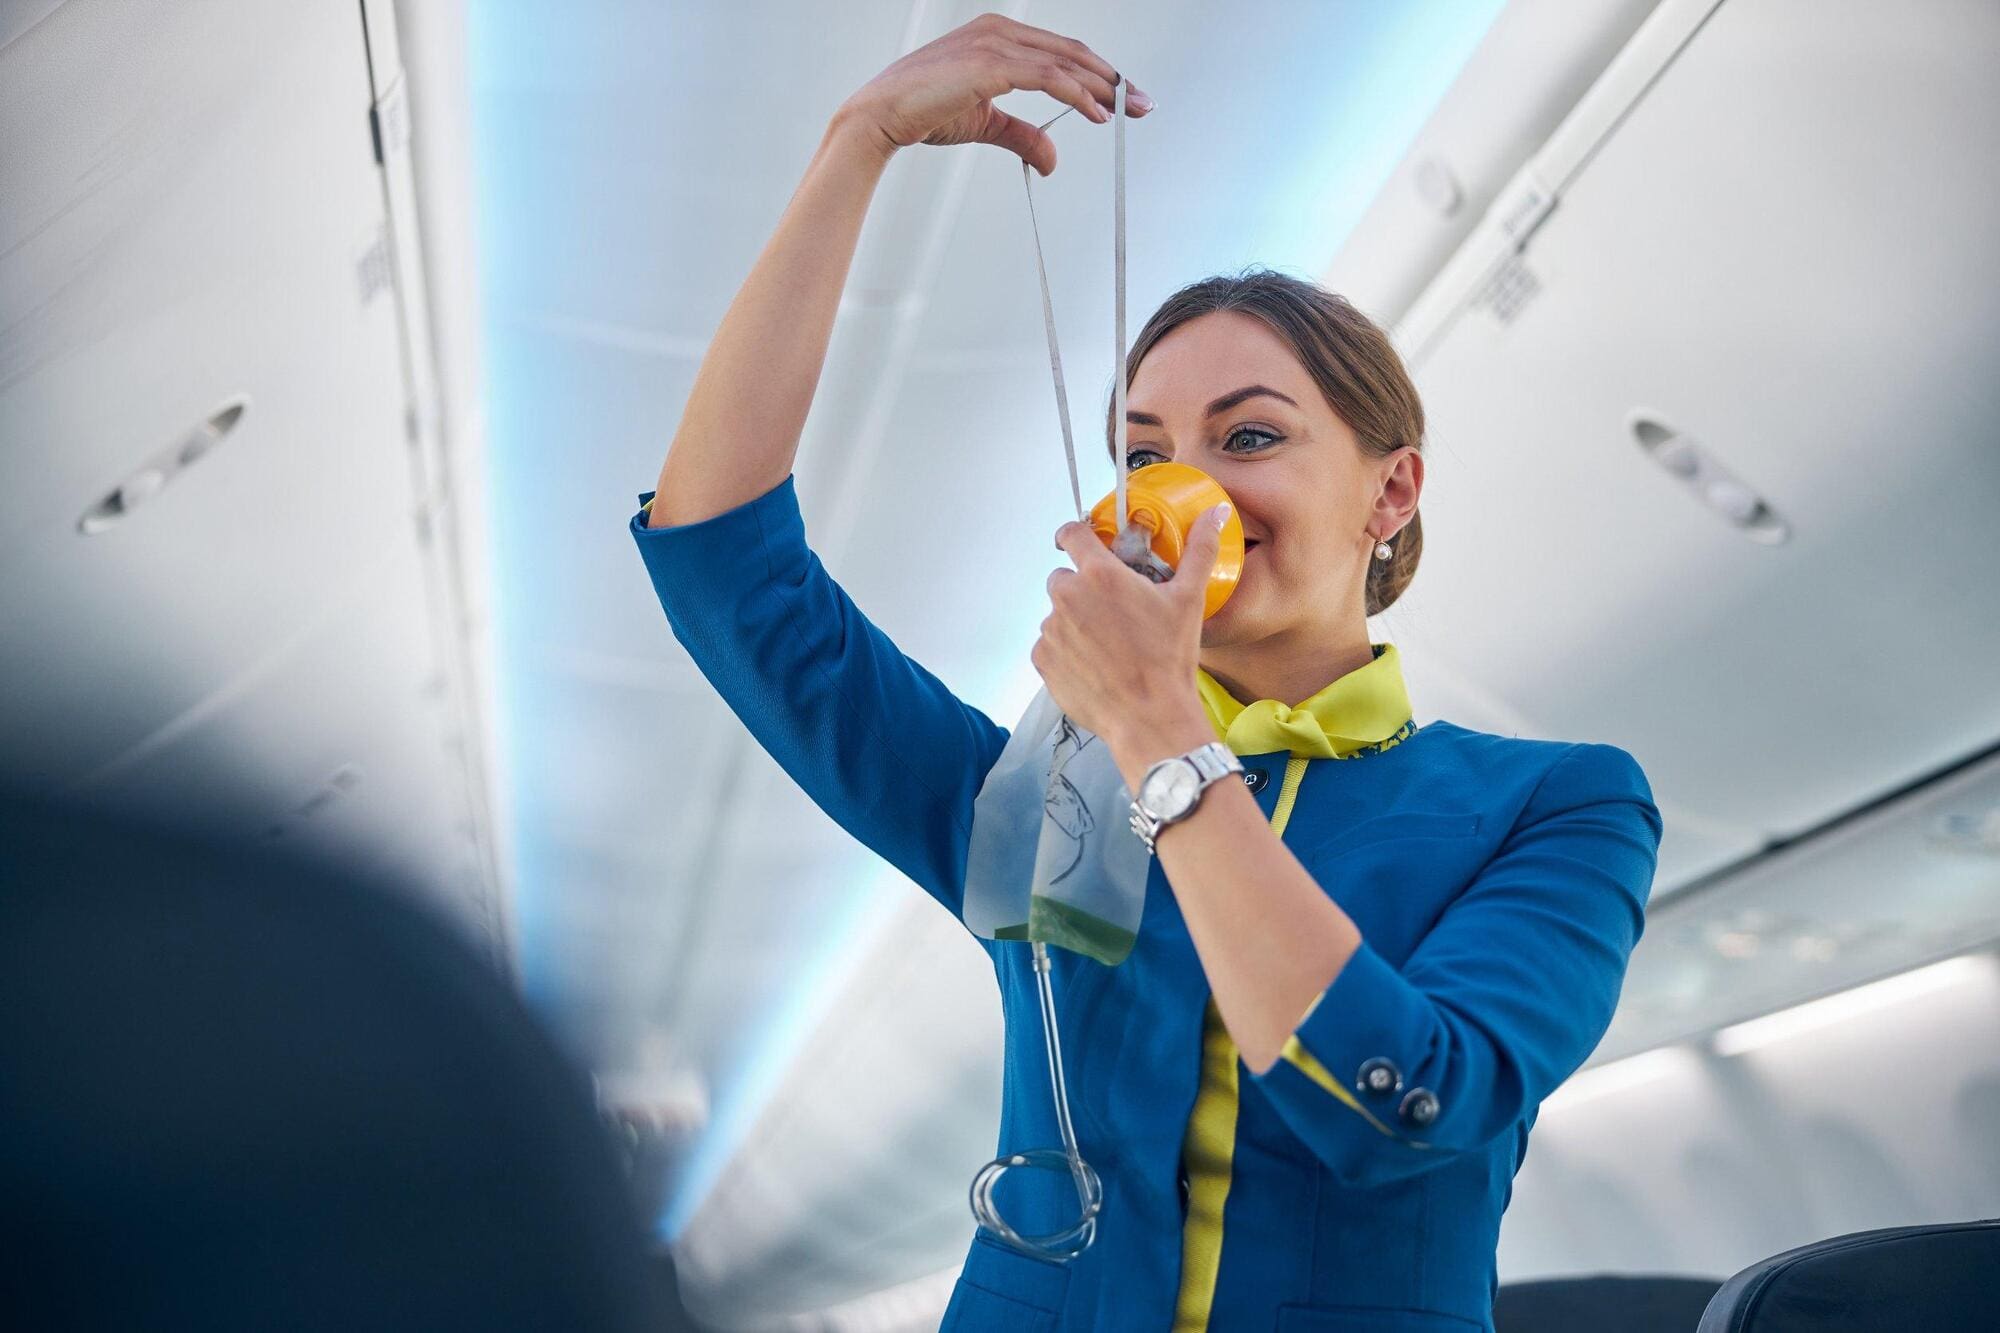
left=636, top=19, right=1150, bottom=917
left=647, top=13, right=1147, bottom=527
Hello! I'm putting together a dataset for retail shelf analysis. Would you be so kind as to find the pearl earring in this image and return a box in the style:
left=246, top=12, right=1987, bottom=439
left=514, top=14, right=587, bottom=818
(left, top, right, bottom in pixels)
left=1373, top=534, right=1393, bottom=562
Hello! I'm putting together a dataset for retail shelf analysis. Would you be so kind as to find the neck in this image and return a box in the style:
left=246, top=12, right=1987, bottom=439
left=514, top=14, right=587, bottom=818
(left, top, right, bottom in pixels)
left=1200, top=621, right=1376, bottom=706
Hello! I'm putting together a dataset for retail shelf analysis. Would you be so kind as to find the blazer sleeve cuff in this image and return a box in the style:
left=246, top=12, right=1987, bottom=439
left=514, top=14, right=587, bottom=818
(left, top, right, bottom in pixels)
left=1261, top=940, right=1444, bottom=1152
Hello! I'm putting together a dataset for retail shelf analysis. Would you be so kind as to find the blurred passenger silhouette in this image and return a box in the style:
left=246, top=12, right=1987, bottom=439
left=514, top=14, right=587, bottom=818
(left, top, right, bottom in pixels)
left=0, top=793, right=674, bottom=1331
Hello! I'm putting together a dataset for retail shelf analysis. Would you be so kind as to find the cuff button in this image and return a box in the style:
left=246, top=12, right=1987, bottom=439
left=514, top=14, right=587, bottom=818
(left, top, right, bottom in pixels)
left=1399, top=1087, right=1440, bottom=1127
left=1356, top=1057, right=1403, bottom=1099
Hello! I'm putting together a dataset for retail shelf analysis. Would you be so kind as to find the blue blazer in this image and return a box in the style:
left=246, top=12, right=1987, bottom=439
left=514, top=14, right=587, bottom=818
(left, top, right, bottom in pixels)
left=633, top=477, right=1663, bottom=1333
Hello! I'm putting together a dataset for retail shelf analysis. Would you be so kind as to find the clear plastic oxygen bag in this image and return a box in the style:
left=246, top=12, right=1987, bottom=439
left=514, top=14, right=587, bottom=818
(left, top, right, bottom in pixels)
left=964, top=684, right=1152, bottom=966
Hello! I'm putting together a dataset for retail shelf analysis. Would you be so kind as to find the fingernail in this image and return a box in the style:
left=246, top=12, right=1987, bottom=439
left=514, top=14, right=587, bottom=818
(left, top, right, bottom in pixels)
left=1130, top=89, right=1155, bottom=112
left=1211, top=503, right=1231, bottom=529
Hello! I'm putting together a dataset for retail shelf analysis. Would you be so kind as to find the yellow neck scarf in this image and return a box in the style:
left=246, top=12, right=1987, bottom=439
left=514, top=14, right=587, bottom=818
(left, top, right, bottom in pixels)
left=1195, top=642, right=1416, bottom=759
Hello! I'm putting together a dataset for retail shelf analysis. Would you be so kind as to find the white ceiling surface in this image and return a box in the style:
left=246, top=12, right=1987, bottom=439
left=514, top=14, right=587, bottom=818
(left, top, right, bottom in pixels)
left=472, top=0, right=931, bottom=1109
left=1, top=1, right=504, bottom=947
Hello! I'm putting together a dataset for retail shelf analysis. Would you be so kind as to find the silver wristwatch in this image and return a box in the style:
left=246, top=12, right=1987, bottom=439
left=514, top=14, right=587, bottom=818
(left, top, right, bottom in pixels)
left=1128, top=741, right=1243, bottom=854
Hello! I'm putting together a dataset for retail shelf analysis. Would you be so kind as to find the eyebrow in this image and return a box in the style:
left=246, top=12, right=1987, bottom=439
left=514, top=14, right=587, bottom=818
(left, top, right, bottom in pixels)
left=1125, top=384, right=1300, bottom=428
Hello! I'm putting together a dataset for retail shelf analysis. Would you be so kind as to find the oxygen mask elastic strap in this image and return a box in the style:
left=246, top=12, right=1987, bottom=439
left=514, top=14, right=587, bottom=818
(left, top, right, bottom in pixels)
left=964, top=74, right=1131, bottom=1264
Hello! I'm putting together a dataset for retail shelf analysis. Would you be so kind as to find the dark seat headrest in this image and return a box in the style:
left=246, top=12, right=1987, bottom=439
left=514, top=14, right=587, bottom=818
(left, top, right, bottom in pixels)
left=1496, top=1273, right=1724, bottom=1332
left=1698, top=1219, right=2000, bottom=1333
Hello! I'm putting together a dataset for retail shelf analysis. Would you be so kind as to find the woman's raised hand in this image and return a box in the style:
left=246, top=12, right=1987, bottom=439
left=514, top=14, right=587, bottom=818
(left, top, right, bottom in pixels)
left=838, top=13, right=1151, bottom=178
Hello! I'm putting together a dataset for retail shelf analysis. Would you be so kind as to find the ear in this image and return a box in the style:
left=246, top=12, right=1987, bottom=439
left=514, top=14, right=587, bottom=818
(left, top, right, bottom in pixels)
left=1373, top=447, right=1424, bottom=532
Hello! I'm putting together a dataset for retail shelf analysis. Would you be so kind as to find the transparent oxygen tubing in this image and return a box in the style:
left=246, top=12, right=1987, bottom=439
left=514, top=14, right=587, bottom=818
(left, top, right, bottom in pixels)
left=967, top=77, right=1129, bottom=1264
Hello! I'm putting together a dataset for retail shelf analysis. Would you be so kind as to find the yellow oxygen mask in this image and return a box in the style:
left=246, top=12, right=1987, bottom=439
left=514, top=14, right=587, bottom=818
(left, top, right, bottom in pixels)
left=1087, top=460, right=1244, bottom=619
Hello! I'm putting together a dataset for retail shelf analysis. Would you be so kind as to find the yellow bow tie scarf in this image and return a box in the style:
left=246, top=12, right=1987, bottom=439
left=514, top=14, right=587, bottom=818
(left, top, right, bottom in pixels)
left=1195, top=642, right=1416, bottom=761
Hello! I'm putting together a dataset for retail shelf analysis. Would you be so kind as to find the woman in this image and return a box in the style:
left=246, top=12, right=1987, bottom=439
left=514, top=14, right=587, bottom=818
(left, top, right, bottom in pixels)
left=631, top=15, right=1661, bottom=1332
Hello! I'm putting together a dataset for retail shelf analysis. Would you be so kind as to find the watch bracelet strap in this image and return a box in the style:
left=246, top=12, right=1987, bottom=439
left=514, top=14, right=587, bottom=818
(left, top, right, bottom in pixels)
left=1185, top=742, right=1241, bottom=782
left=1128, top=742, right=1243, bottom=851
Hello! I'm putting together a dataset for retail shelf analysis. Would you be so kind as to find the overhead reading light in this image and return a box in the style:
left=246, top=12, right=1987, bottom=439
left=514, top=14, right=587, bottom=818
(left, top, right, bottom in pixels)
left=1541, top=1045, right=1703, bottom=1113
left=1712, top=953, right=1995, bottom=1056
left=1629, top=411, right=1790, bottom=545
left=78, top=396, right=249, bottom=535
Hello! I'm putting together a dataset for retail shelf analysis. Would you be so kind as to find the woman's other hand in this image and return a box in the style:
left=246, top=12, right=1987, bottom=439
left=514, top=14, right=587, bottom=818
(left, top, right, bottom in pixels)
left=837, top=13, right=1152, bottom=178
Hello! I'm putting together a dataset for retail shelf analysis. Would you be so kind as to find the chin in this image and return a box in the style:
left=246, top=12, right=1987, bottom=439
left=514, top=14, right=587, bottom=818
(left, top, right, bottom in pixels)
left=1200, top=592, right=1261, bottom=649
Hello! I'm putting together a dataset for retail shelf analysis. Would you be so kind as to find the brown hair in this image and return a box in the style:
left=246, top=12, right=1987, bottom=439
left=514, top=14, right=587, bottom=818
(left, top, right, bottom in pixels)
left=1110, top=268, right=1425, bottom=617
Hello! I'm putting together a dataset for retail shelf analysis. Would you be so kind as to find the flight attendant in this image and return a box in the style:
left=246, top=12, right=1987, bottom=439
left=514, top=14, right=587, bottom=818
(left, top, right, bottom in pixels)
left=631, top=15, right=1662, bottom=1331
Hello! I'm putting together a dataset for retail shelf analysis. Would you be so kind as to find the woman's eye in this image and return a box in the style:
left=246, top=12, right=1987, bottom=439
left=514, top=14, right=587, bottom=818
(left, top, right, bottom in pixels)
left=1224, top=427, right=1281, bottom=453
left=1124, top=431, right=1272, bottom=470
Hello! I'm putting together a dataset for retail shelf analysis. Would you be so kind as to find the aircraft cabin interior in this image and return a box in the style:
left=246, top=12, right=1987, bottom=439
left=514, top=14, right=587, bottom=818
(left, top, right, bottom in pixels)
left=3, top=1, right=1998, bottom=1329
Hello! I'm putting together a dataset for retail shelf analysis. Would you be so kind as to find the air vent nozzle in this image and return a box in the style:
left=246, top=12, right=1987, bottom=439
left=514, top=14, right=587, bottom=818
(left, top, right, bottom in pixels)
left=1629, top=411, right=1789, bottom=545
left=79, top=396, right=249, bottom=535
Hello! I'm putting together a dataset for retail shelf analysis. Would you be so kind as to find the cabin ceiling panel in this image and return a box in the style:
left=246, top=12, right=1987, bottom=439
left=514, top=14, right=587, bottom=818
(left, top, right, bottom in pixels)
left=0, top=0, right=427, bottom=791
left=73, top=532, right=494, bottom=938
left=1602, top=749, right=2000, bottom=1064
left=822, top=362, right=1090, bottom=718
left=1392, top=0, right=2000, bottom=847
left=673, top=896, right=1003, bottom=1324
left=484, top=322, right=706, bottom=680
left=471, top=0, right=920, bottom=341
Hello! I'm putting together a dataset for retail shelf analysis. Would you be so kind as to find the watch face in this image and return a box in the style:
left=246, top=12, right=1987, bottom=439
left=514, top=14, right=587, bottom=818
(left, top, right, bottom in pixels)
left=1140, top=759, right=1201, bottom=819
